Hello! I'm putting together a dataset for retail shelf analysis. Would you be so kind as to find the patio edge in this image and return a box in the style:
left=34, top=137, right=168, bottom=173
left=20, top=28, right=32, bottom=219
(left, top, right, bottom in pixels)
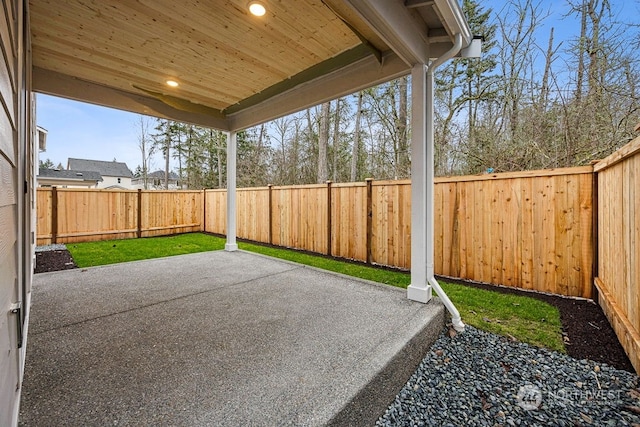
left=327, top=299, right=446, bottom=426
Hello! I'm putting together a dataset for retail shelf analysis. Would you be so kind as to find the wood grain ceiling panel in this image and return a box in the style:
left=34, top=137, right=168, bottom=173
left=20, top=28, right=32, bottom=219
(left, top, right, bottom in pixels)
left=30, top=0, right=362, bottom=111
left=32, top=46, right=238, bottom=110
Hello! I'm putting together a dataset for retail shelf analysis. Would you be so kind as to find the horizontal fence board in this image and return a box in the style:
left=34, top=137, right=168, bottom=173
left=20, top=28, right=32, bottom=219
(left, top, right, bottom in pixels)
left=594, top=137, right=640, bottom=172
left=596, top=279, right=640, bottom=374
left=435, top=166, right=594, bottom=182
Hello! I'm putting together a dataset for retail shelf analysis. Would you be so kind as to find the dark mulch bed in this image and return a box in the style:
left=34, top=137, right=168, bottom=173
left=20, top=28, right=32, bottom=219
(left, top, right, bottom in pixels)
left=34, top=247, right=634, bottom=373
left=441, top=276, right=634, bottom=373
left=35, top=249, right=77, bottom=273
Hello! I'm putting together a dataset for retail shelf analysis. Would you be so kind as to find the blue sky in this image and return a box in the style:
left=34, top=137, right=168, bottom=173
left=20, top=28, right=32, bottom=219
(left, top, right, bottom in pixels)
left=36, top=0, right=639, bottom=173
left=37, top=94, right=145, bottom=171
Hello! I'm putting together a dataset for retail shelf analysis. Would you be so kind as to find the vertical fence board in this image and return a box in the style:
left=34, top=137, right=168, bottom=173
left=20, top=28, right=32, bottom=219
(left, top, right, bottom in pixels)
left=519, top=178, right=534, bottom=290
left=460, top=181, right=473, bottom=279
left=505, top=179, right=520, bottom=287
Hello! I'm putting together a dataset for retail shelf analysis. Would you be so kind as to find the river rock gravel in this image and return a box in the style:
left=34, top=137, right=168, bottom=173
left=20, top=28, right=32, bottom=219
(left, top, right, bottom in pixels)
left=377, top=326, right=640, bottom=427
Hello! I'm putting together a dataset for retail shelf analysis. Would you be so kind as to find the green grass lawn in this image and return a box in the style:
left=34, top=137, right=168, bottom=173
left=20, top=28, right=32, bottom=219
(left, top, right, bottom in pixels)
left=67, top=233, right=226, bottom=267
left=66, top=232, right=564, bottom=352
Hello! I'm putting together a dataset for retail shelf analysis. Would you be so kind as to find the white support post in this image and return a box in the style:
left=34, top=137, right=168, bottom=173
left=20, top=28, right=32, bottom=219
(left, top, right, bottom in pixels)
left=225, top=131, right=238, bottom=251
left=407, top=63, right=431, bottom=303
left=425, top=69, right=436, bottom=285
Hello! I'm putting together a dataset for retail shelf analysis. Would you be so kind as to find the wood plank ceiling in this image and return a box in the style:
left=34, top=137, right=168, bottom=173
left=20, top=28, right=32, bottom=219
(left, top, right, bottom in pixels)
left=29, top=0, right=469, bottom=130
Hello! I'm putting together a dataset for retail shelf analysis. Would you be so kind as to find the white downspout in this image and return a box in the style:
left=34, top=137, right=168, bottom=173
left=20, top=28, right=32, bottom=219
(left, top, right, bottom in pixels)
left=427, top=33, right=465, bottom=331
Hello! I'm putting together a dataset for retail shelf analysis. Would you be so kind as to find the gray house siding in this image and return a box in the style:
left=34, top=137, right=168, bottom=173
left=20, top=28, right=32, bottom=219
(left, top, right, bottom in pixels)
left=0, top=0, right=32, bottom=425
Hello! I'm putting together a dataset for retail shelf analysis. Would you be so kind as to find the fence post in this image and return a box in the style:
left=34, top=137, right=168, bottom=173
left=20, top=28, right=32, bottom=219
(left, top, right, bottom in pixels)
left=590, top=161, right=599, bottom=300
left=202, top=189, right=207, bottom=233
left=268, top=184, right=273, bottom=245
left=326, top=181, right=332, bottom=256
left=137, top=189, right=142, bottom=238
left=51, top=186, right=58, bottom=244
left=366, top=178, right=373, bottom=264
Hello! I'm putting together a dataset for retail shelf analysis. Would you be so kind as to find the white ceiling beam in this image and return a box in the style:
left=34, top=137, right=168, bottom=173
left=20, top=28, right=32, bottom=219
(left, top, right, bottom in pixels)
left=33, top=67, right=231, bottom=131
left=343, top=0, right=429, bottom=66
left=228, top=51, right=409, bottom=131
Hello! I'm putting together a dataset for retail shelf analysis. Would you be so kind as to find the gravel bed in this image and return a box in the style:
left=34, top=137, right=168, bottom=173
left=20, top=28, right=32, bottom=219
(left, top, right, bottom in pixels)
left=378, top=326, right=640, bottom=426
left=35, top=243, right=67, bottom=252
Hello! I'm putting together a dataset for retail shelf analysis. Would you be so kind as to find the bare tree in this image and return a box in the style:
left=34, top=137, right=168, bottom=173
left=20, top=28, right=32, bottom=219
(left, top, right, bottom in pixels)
left=136, top=115, right=154, bottom=189
left=317, top=102, right=330, bottom=183
left=397, top=76, right=410, bottom=177
left=332, top=99, right=341, bottom=182
left=350, top=91, right=364, bottom=182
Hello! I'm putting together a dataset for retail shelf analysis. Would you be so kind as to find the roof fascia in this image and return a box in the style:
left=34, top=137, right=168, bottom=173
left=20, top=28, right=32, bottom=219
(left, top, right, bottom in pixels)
left=433, top=0, right=472, bottom=47
left=37, top=177, right=98, bottom=185
left=342, top=0, right=430, bottom=65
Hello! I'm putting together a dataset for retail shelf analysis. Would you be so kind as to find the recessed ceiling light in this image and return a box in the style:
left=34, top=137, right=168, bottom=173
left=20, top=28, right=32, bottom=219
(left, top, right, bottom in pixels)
left=166, top=80, right=179, bottom=87
left=248, top=1, right=266, bottom=16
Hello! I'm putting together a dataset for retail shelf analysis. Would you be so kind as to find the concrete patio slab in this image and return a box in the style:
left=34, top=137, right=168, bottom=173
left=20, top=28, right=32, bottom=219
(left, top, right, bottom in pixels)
left=20, top=250, right=445, bottom=426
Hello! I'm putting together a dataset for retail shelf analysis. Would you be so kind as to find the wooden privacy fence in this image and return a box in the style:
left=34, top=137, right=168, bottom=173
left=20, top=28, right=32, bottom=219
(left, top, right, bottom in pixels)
left=594, top=136, right=640, bottom=373
left=36, top=188, right=203, bottom=244
left=203, top=166, right=595, bottom=299
left=37, top=168, right=594, bottom=299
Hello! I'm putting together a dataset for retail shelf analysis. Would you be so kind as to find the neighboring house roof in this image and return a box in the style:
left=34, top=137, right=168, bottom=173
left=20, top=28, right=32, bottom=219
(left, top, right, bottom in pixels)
left=147, top=170, right=180, bottom=180
left=38, top=168, right=103, bottom=182
left=132, top=171, right=180, bottom=182
left=67, top=158, right=133, bottom=178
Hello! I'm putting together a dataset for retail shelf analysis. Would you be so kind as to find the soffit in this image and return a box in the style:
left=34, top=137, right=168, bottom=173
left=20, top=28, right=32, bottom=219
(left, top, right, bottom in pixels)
left=30, top=0, right=470, bottom=130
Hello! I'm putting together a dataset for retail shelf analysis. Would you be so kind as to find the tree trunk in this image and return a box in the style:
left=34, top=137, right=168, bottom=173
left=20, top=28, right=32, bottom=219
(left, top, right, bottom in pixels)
left=216, top=131, right=223, bottom=188
left=587, top=0, right=604, bottom=98
left=397, top=76, right=409, bottom=177
left=540, top=27, right=555, bottom=107
left=317, top=102, right=330, bottom=183
left=164, top=130, right=171, bottom=190
left=350, top=91, right=363, bottom=182
left=136, top=115, right=155, bottom=190
left=332, top=99, right=341, bottom=182
left=576, top=1, right=587, bottom=102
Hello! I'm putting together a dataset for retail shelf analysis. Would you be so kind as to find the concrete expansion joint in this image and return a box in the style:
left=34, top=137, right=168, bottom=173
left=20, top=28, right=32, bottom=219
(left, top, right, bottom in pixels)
left=33, top=267, right=300, bottom=335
